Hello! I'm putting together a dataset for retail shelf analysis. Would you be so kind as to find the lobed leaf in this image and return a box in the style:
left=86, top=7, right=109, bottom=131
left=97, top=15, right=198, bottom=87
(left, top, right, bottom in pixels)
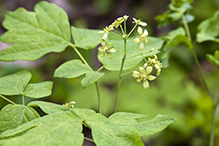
left=54, top=59, right=104, bottom=88
left=99, top=37, right=163, bottom=71
left=0, top=104, right=40, bottom=133
left=85, top=114, right=144, bottom=146
left=0, top=71, right=31, bottom=95
left=0, top=1, right=71, bottom=61
left=28, top=101, right=69, bottom=115
left=197, top=10, right=219, bottom=43
left=23, top=81, right=53, bottom=99
left=71, top=26, right=102, bottom=50
left=109, top=113, right=176, bottom=136
left=0, top=112, right=83, bottom=146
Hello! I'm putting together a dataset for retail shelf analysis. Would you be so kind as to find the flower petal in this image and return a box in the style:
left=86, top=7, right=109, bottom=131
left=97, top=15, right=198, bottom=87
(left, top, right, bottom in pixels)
left=143, top=80, right=149, bottom=89
left=147, top=75, right=156, bottom=81
left=137, top=26, right=143, bottom=34
left=134, top=38, right=140, bottom=43
left=145, top=66, right=153, bottom=74
left=139, top=66, right=145, bottom=74
left=132, top=71, right=141, bottom=78
left=139, top=42, right=144, bottom=50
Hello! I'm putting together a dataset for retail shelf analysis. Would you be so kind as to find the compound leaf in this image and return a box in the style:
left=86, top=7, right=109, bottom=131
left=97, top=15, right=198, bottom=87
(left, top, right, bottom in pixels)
left=0, top=1, right=71, bottom=61
left=0, top=104, right=40, bottom=133
left=0, top=70, right=31, bottom=95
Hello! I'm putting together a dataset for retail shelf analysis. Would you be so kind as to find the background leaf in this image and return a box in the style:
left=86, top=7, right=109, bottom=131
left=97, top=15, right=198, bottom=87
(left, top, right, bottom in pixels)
left=206, top=50, right=219, bottom=68
left=160, top=27, right=193, bottom=68
left=0, top=70, right=31, bottom=95
left=99, top=37, right=163, bottom=71
left=54, top=59, right=104, bottom=87
left=109, top=113, right=176, bottom=136
left=0, top=104, right=40, bottom=133
left=0, top=1, right=71, bottom=61
left=71, top=26, right=101, bottom=50
left=23, top=81, right=53, bottom=99
left=196, top=10, right=219, bottom=43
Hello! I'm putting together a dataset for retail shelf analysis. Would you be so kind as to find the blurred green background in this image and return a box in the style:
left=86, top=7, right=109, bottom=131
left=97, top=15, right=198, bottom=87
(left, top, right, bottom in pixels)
left=0, top=0, right=219, bottom=146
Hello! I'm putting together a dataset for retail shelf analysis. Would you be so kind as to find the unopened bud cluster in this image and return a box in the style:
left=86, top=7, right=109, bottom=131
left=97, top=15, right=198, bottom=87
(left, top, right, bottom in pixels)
left=63, top=101, right=76, bottom=108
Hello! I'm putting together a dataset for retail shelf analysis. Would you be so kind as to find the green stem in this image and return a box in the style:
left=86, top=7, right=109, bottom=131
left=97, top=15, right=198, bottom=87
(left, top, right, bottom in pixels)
left=120, top=24, right=125, bottom=35
left=84, top=137, right=95, bottom=143
left=114, top=39, right=127, bottom=113
left=110, top=31, right=123, bottom=39
left=182, top=15, right=213, bottom=101
left=127, top=23, right=138, bottom=38
left=121, top=71, right=133, bottom=77
left=95, top=82, right=101, bottom=114
left=71, top=43, right=102, bottom=114
left=71, top=44, right=89, bottom=66
left=182, top=14, right=216, bottom=146
left=97, top=66, right=105, bottom=72
left=0, top=94, right=16, bottom=105
left=22, top=95, right=25, bottom=105
left=210, top=104, right=218, bottom=146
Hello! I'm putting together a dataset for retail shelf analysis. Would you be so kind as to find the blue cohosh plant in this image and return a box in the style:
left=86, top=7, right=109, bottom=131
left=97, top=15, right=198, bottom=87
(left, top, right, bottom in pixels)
left=0, top=1, right=175, bottom=146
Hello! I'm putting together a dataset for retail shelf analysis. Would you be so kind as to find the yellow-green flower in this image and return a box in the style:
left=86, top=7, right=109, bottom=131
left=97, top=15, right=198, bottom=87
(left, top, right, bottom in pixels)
left=132, top=66, right=156, bottom=89
left=63, top=101, right=76, bottom=108
left=132, top=18, right=147, bottom=26
left=134, top=26, right=149, bottom=50
left=98, top=26, right=114, bottom=40
left=98, top=40, right=116, bottom=60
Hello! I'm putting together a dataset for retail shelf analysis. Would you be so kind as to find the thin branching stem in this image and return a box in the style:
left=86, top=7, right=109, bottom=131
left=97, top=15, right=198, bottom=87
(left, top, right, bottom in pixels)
left=70, top=43, right=102, bottom=114
left=95, top=82, right=101, bottom=114
left=182, top=14, right=217, bottom=146
left=114, top=39, right=126, bottom=113
left=22, top=95, right=25, bottom=105
left=210, top=104, right=218, bottom=146
left=0, top=94, right=16, bottom=105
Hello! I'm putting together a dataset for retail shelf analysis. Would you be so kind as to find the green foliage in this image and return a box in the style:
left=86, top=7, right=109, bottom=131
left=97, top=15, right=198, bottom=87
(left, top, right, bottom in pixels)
left=0, top=1, right=71, bottom=61
left=155, top=0, right=193, bottom=27
left=197, top=10, right=219, bottom=43
left=160, top=27, right=193, bottom=67
left=71, top=26, right=102, bottom=50
left=0, top=70, right=53, bottom=98
left=54, top=59, right=104, bottom=88
left=99, top=37, right=163, bottom=71
left=0, top=104, right=40, bottom=133
left=0, top=101, right=175, bottom=146
left=206, top=50, right=219, bottom=68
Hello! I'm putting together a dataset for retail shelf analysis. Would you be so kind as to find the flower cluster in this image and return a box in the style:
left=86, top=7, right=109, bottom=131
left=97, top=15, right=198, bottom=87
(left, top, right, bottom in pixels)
left=132, top=54, right=162, bottom=89
left=98, top=15, right=129, bottom=40
left=134, top=26, right=149, bottom=50
left=98, top=40, right=116, bottom=60
left=63, top=101, right=76, bottom=108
